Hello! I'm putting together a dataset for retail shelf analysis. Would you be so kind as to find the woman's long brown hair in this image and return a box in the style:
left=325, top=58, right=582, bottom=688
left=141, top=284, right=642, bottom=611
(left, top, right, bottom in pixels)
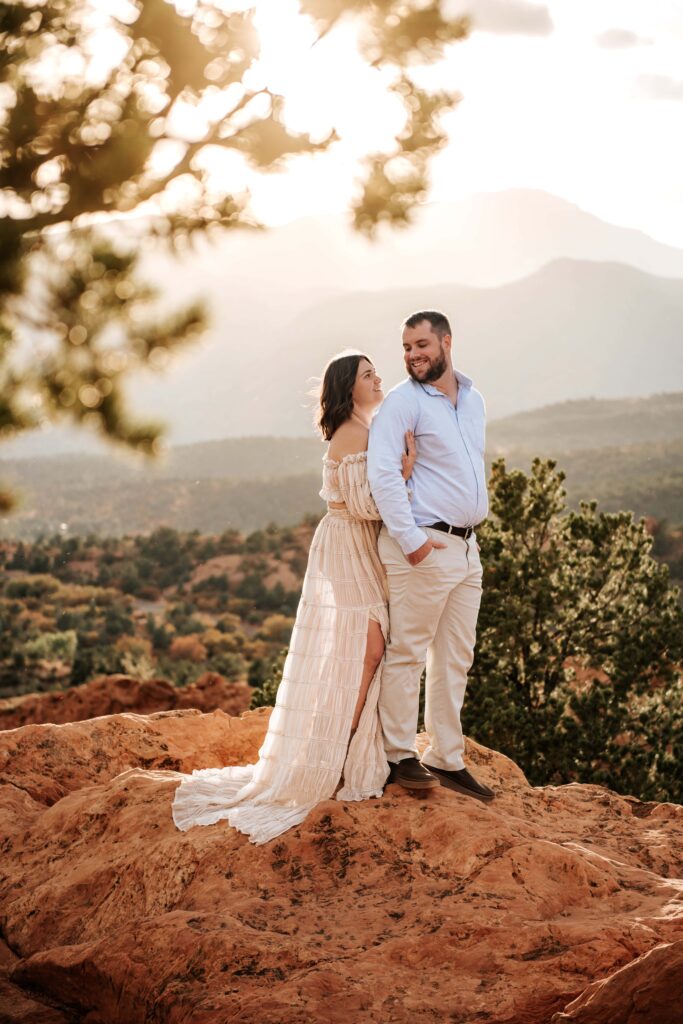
left=316, top=351, right=371, bottom=441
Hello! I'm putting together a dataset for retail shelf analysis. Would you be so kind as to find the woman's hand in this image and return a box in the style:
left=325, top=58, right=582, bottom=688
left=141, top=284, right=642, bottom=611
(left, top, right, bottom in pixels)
left=401, top=430, right=417, bottom=481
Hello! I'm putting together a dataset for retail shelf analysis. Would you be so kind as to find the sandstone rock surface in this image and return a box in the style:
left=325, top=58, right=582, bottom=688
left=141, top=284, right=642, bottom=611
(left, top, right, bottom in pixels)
left=551, top=939, right=683, bottom=1023
left=0, top=671, right=251, bottom=730
left=0, top=708, right=681, bottom=1023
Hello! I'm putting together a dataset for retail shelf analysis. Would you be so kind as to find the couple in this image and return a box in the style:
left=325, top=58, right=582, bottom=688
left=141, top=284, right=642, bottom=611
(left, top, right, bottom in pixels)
left=172, top=309, right=493, bottom=845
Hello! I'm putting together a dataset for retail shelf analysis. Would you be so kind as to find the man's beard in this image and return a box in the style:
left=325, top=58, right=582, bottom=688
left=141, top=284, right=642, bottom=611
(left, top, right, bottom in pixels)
left=408, top=345, right=448, bottom=383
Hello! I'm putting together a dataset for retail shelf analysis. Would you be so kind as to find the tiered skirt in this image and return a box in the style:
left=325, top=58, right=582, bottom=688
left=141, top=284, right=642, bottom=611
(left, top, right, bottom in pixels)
left=171, top=509, right=390, bottom=845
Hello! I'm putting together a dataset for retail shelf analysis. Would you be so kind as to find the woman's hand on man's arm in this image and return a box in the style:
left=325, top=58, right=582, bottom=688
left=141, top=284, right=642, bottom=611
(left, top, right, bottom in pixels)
left=401, top=430, right=416, bottom=481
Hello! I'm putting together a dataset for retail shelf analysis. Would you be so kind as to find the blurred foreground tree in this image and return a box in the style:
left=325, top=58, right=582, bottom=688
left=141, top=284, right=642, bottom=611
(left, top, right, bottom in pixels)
left=0, top=0, right=468, bottom=506
left=467, top=459, right=683, bottom=803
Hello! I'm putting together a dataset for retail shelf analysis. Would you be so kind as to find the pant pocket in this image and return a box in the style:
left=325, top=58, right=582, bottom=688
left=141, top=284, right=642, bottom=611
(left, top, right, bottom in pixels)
left=414, top=546, right=437, bottom=567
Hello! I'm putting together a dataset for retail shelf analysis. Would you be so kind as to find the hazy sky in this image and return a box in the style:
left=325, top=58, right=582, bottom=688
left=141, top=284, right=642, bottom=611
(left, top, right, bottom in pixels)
left=233, top=0, right=683, bottom=249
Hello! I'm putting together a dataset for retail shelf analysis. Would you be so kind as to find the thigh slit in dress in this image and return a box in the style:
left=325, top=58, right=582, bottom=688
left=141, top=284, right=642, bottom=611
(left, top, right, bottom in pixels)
left=171, top=452, right=390, bottom=845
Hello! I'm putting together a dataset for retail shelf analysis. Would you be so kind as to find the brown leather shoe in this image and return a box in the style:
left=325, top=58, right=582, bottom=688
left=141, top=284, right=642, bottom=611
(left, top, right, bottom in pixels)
left=421, top=764, right=495, bottom=802
left=388, top=757, right=440, bottom=790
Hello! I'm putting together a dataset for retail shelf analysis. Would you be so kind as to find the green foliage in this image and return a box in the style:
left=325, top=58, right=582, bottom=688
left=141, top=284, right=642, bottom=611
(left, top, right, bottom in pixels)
left=5, top=574, right=58, bottom=599
left=22, top=629, right=77, bottom=663
left=245, top=530, right=268, bottom=554
left=135, top=527, right=193, bottom=584
left=146, top=614, right=171, bottom=652
left=250, top=648, right=287, bottom=710
left=0, top=0, right=468, bottom=507
left=71, top=644, right=122, bottom=688
left=120, top=645, right=157, bottom=682
left=191, top=574, right=229, bottom=594
left=7, top=542, right=27, bottom=569
left=3, top=477, right=679, bottom=804
left=235, top=572, right=299, bottom=615
left=466, top=458, right=683, bottom=802
left=100, top=604, right=134, bottom=641
left=207, top=651, right=247, bottom=682
left=650, top=520, right=683, bottom=589
left=218, top=529, right=244, bottom=555
left=165, top=601, right=205, bottom=637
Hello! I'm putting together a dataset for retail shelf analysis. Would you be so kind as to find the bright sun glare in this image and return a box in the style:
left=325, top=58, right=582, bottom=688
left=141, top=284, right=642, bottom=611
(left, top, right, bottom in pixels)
left=27, top=0, right=683, bottom=245
left=153, top=0, right=405, bottom=224
left=250, top=0, right=398, bottom=146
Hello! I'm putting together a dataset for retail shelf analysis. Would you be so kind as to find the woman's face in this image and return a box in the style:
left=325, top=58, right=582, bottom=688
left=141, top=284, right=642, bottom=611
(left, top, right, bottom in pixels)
left=352, top=358, right=383, bottom=410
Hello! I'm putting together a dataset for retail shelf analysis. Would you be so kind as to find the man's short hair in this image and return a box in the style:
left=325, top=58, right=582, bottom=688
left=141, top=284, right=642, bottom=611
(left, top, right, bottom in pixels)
left=402, top=310, right=451, bottom=340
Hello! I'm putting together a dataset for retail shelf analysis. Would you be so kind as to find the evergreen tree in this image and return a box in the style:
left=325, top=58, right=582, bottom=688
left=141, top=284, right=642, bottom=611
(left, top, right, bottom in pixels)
left=8, top=542, right=27, bottom=569
left=466, top=459, right=683, bottom=802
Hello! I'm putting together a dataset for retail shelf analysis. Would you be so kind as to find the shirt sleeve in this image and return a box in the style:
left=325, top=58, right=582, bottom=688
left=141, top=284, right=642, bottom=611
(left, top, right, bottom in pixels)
left=478, top=387, right=487, bottom=453
left=367, top=389, right=428, bottom=555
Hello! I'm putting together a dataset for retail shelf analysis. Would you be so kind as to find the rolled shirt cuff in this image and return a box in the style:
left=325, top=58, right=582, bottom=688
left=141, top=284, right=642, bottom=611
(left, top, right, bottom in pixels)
left=395, top=526, right=430, bottom=557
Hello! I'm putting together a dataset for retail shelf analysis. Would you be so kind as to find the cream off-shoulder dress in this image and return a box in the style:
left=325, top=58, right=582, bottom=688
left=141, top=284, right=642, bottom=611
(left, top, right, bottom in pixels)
left=171, top=452, right=391, bottom=845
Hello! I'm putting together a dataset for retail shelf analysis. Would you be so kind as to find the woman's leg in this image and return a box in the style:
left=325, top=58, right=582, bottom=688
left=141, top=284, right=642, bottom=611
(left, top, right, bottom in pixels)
left=351, top=618, right=385, bottom=732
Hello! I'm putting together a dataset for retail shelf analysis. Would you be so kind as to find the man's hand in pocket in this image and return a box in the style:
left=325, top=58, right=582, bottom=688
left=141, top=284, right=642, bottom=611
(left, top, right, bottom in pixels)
left=407, top=537, right=447, bottom=566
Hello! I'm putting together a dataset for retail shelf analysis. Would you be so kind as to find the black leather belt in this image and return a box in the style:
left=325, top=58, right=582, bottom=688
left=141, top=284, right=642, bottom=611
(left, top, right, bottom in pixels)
left=428, top=522, right=476, bottom=539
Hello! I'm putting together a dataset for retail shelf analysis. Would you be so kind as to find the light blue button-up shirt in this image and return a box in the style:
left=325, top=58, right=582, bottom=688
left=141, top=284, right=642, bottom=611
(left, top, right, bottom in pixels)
left=367, top=368, right=488, bottom=555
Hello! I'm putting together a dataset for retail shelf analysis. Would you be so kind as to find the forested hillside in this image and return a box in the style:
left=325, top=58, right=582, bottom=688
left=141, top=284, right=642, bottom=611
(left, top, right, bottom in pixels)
left=0, top=522, right=316, bottom=702
left=2, top=514, right=681, bottom=704
left=1, top=394, right=682, bottom=538
left=2, top=465, right=681, bottom=803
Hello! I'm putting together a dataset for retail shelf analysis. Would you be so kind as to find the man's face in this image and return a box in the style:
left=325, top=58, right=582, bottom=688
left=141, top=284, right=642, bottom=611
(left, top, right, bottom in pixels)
left=402, top=320, right=451, bottom=383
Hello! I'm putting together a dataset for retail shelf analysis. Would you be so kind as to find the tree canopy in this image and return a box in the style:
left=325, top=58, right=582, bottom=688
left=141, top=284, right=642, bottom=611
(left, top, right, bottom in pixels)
left=466, top=458, right=683, bottom=803
left=0, top=0, right=467, bottom=503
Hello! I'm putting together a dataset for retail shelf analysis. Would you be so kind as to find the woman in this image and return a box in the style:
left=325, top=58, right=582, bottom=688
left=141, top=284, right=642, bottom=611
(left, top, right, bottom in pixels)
left=171, top=351, right=414, bottom=844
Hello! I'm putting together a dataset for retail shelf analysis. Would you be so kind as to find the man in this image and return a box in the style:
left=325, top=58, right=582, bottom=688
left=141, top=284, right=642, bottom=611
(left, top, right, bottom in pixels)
left=367, top=310, right=494, bottom=801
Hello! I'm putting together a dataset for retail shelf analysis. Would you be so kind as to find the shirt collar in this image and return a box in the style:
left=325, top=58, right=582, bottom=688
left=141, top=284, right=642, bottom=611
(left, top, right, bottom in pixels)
left=412, top=365, right=473, bottom=396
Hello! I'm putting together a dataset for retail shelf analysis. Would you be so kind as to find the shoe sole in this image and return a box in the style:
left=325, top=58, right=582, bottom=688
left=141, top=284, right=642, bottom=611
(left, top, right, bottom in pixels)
left=388, top=772, right=440, bottom=790
left=423, top=766, right=495, bottom=802
left=394, top=777, right=441, bottom=790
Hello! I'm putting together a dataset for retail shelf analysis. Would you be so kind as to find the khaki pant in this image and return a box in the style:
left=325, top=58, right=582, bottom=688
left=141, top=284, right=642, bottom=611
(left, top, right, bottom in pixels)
left=377, top=525, right=483, bottom=770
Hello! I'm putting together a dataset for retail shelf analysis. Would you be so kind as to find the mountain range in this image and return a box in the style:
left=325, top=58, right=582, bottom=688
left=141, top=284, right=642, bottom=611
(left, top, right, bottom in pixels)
left=4, top=188, right=683, bottom=459
left=145, top=186, right=683, bottom=295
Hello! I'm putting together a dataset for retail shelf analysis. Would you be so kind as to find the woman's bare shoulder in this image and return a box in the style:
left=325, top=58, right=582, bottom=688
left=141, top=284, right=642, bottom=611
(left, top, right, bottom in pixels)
left=326, top=420, right=369, bottom=462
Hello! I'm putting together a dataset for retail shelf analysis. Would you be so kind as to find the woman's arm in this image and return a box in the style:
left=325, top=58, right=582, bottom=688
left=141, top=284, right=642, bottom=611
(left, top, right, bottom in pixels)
left=401, top=430, right=416, bottom=481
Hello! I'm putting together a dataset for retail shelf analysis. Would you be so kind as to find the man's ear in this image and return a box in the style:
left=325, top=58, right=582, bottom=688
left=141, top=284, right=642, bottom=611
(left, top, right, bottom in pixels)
left=442, top=334, right=453, bottom=354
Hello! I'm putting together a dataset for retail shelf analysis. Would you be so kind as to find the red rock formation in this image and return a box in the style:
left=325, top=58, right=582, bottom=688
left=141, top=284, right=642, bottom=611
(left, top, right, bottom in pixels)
left=551, top=939, right=683, bottom=1022
left=0, top=708, right=681, bottom=1024
left=0, top=939, right=70, bottom=1024
left=0, top=672, right=251, bottom=730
